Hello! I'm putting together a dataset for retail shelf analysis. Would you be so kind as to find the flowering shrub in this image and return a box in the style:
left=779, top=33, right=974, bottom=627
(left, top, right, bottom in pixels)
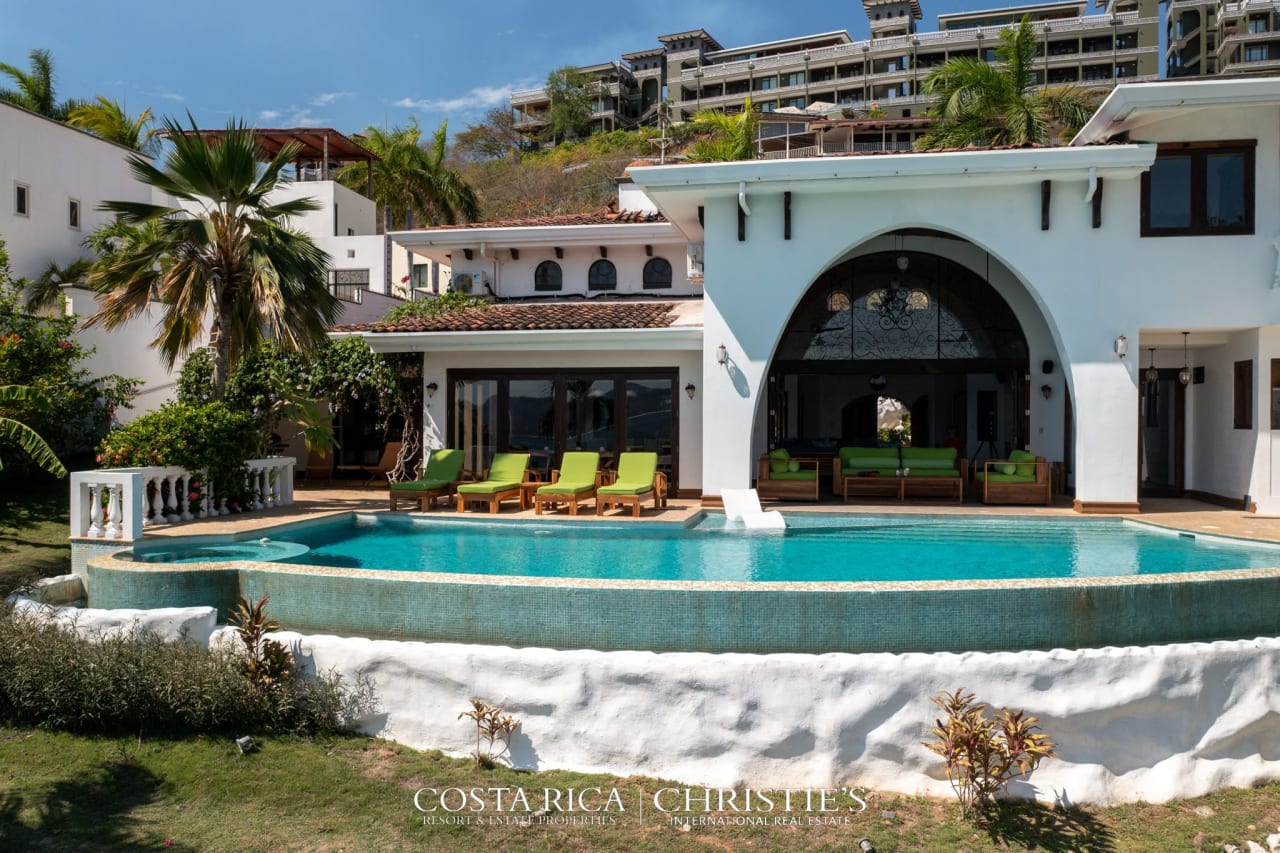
left=97, top=402, right=258, bottom=508
left=0, top=240, right=136, bottom=473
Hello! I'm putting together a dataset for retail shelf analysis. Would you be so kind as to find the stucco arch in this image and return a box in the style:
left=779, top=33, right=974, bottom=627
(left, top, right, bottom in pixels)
left=742, top=225, right=1069, bottom=470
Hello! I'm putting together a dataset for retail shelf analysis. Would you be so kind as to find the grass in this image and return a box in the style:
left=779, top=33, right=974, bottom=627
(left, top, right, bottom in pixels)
left=1, top=728, right=1279, bottom=851
left=0, top=471, right=70, bottom=594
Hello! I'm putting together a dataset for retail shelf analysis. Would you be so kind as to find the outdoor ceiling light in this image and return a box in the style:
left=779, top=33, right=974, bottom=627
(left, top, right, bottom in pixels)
left=1041, top=384, right=1052, bottom=400
left=1145, top=348, right=1159, bottom=383
left=425, top=382, right=438, bottom=398
left=868, top=374, right=888, bottom=391
left=1179, top=332, right=1192, bottom=386
left=716, top=344, right=728, bottom=366
left=685, top=382, right=696, bottom=399
left=1114, top=335, right=1128, bottom=358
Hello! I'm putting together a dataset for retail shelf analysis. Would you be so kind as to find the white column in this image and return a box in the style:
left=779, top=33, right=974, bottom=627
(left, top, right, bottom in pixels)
left=1070, top=358, right=1139, bottom=508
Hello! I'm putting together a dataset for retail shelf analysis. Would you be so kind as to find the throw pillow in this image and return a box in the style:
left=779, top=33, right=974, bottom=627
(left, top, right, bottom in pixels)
left=787, top=460, right=800, bottom=473
left=999, top=463, right=1016, bottom=475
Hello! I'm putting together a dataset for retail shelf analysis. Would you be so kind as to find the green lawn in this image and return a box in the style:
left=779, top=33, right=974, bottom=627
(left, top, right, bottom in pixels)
left=0, top=473, right=70, bottom=594
left=1, top=728, right=1279, bottom=852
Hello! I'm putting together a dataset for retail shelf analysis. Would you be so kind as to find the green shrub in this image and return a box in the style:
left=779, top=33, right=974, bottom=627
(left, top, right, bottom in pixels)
left=97, top=401, right=259, bottom=508
left=0, top=603, right=369, bottom=736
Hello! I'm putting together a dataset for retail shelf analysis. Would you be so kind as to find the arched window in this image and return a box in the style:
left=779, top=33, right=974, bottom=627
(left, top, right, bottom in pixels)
left=588, top=259, right=617, bottom=290
left=534, top=261, right=562, bottom=291
left=643, top=257, right=673, bottom=290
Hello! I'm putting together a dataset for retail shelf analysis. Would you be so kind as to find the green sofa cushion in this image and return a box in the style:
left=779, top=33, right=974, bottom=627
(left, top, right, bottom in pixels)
left=770, top=470, right=816, bottom=481
left=975, top=472, right=1036, bottom=483
left=1009, top=449, right=1037, bottom=477
left=902, top=458, right=956, bottom=471
left=901, top=447, right=956, bottom=462
left=839, top=447, right=899, bottom=466
left=769, top=448, right=790, bottom=474
left=843, top=468, right=899, bottom=478
left=843, top=457, right=900, bottom=472
left=904, top=470, right=959, bottom=478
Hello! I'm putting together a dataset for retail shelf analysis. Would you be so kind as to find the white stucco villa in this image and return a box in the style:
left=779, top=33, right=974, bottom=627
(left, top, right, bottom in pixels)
left=358, top=76, right=1280, bottom=514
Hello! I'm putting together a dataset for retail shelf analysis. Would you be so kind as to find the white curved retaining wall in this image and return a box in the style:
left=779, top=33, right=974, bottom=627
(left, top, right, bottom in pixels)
left=240, top=629, right=1280, bottom=807
left=11, top=590, right=1280, bottom=806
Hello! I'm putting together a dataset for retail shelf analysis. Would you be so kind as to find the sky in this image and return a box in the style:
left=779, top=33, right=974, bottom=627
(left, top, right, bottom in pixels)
left=0, top=0, right=1032, bottom=139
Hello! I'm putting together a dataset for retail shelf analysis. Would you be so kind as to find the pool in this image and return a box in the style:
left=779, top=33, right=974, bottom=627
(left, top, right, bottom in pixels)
left=87, top=512, right=1280, bottom=654
left=126, top=513, right=1280, bottom=582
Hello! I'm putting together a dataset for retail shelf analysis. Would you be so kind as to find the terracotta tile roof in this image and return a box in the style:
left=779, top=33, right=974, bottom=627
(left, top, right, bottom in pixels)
left=336, top=301, right=681, bottom=334
left=423, top=206, right=665, bottom=230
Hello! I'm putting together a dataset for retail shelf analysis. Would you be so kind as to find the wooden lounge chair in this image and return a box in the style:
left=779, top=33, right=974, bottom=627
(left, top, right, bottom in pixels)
left=361, top=440, right=403, bottom=486
left=533, top=451, right=600, bottom=516
left=387, top=449, right=468, bottom=511
left=303, top=448, right=332, bottom=484
left=596, top=452, right=667, bottom=518
left=455, top=452, right=531, bottom=514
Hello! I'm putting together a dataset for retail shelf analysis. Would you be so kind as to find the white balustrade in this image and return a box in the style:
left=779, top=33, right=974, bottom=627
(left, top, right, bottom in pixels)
left=69, top=457, right=297, bottom=540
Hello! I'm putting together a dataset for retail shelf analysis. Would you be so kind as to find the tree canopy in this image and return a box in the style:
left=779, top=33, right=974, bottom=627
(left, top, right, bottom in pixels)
left=336, top=119, right=478, bottom=230
left=545, top=66, right=595, bottom=144
left=84, top=116, right=341, bottom=400
left=0, top=48, right=83, bottom=120
left=917, top=17, right=1101, bottom=149
left=67, top=96, right=159, bottom=154
left=684, top=97, right=761, bottom=162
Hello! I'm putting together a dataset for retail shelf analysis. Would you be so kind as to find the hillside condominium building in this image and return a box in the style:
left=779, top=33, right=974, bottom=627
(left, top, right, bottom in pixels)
left=510, top=0, right=1160, bottom=140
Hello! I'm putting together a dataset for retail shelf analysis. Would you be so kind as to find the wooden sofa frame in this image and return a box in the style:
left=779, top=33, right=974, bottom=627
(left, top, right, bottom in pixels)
left=901, top=457, right=968, bottom=503
left=978, top=457, right=1052, bottom=506
left=756, top=455, right=821, bottom=502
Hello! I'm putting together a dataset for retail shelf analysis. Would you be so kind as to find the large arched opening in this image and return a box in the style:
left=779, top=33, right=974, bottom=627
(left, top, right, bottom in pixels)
left=761, top=229, right=1049, bottom=486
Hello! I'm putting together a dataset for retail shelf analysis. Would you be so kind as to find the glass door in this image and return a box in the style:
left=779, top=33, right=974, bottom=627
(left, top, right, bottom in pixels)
left=1139, top=371, right=1185, bottom=497
left=452, top=379, right=498, bottom=475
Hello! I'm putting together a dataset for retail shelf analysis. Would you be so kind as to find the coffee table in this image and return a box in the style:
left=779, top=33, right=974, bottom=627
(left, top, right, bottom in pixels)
left=843, top=475, right=905, bottom=502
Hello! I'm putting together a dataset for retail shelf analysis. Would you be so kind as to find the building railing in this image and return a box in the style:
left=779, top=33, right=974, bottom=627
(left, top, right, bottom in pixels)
left=679, top=14, right=1153, bottom=83
left=70, top=457, right=296, bottom=541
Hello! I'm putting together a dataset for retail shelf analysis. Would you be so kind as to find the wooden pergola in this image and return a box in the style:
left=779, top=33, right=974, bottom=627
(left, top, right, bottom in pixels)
left=175, top=127, right=380, bottom=195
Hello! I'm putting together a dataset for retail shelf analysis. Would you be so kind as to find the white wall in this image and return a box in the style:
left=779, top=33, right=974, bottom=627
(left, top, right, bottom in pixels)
left=690, top=100, right=1280, bottom=505
left=0, top=103, right=151, bottom=279
left=270, top=180, right=377, bottom=238
left=419, top=348, right=702, bottom=493
left=446, top=241, right=694, bottom=300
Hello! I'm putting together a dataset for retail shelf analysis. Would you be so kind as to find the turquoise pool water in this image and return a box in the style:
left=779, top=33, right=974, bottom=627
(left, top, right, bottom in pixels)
left=127, top=513, right=1280, bottom=583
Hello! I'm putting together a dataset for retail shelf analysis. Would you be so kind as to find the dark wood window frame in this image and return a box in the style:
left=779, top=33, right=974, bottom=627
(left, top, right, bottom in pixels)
left=1235, top=359, right=1253, bottom=430
left=534, top=260, right=562, bottom=291
left=587, top=259, right=617, bottom=290
left=448, top=367, right=680, bottom=488
left=642, top=256, right=673, bottom=289
left=1140, top=140, right=1255, bottom=237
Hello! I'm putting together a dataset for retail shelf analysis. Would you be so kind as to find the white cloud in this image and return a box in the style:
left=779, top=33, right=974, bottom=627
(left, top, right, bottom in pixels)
left=254, top=106, right=326, bottom=127
left=144, top=89, right=185, bottom=102
left=259, top=109, right=281, bottom=121
left=310, top=91, right=352, bottom=107
left=394, top=81, right=532, bottom=114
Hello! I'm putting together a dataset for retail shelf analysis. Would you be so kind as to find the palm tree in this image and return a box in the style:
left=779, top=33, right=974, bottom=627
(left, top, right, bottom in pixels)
left=0, top=48, right=83, bottom=120
left=0, top=386, right=67, bottom=477
left=67, top=96, right=159, bottom=154
left=917, top=17, right=1101, bottom=149
left=83, top=116, right=341, bottom=400
left=684, top=97, right=760, bottom=162
left=336, top=119, right=478, bottom=231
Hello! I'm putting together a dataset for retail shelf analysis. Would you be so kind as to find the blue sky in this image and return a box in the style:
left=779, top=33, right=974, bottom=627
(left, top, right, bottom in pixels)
left=2, top=0, right=1075, bottom=137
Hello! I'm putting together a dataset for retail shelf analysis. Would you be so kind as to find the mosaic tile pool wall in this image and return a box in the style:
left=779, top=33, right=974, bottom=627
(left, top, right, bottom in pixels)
left=84, top=555, right=1280, bottom=654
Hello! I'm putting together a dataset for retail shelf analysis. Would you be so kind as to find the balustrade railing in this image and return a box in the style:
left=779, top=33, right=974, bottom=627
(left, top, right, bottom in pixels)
left=70, top=457, right=297, bottom=541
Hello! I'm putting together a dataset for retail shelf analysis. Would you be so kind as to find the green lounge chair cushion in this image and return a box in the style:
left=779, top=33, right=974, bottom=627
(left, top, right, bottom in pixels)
left=422, top=448, right=465, bottom=482
left=1009, top=449, right=1038, bottom=477
left=538, top=451, right=599, bottom=495
left=390, top=478, right=452, bottom=492
left=769, top=448, right=790, bottom=474
left=457, top=480, right=521, bottom=495
left=456, top=452, right=529, bottom=495
left=599, top=451, right=657, bottom=496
